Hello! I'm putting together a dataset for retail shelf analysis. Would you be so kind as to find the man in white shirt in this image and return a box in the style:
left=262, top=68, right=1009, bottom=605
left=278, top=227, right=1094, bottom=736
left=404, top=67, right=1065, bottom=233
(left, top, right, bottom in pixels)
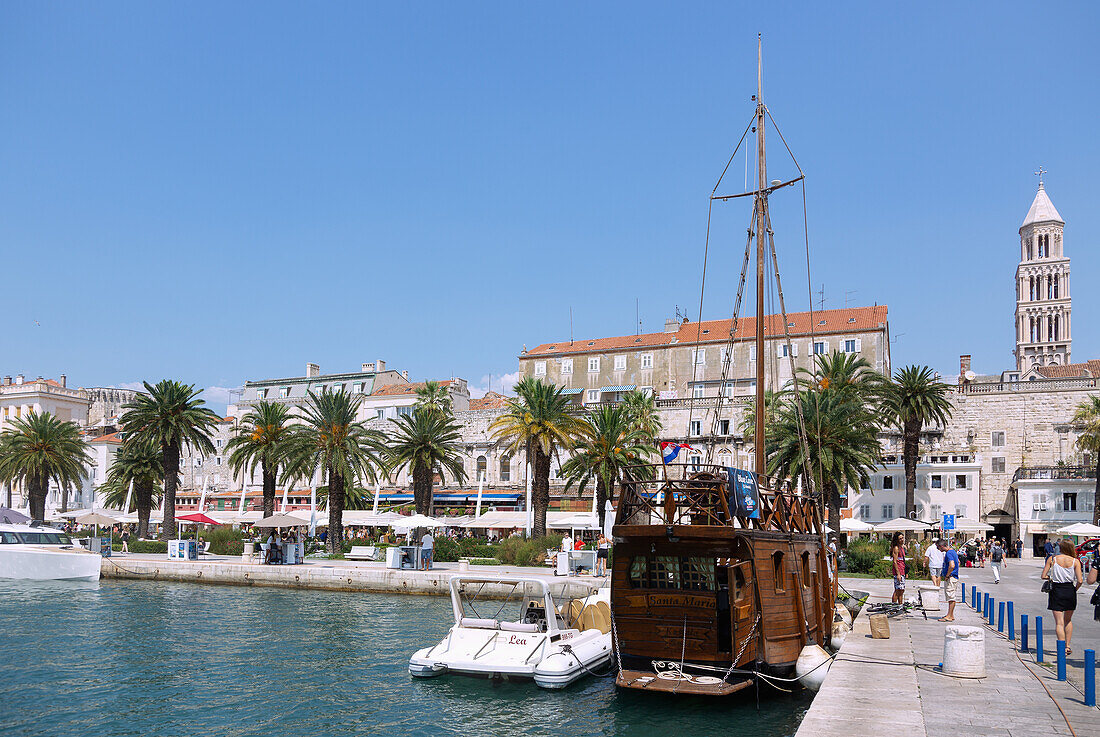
left=561, top=534, right=573, bottom=553
left=924, top=539, right=945, bottom=586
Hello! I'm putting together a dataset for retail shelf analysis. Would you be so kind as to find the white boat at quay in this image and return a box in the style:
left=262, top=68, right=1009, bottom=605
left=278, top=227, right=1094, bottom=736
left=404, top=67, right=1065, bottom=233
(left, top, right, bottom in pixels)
left=0, top=523, right=102, bottom=582
left=409, top=575, right=613, bottom=689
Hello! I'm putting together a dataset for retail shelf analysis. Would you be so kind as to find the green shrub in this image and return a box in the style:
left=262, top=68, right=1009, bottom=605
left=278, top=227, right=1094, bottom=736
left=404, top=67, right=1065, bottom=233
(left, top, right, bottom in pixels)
left=846, top=538, right=888, bottom=574
left=433, top=536, right=460, bottom=562
left=113, top=540, right=168, bottom=554
left=457, top=537, right=497, bottom=559
left=206, top=525, right=245, bottom=556
left=470, top=558, right=501, bottom=566
left=496, top=535, right=562, bottom=567
left=869, top=559, right=895, bottom=578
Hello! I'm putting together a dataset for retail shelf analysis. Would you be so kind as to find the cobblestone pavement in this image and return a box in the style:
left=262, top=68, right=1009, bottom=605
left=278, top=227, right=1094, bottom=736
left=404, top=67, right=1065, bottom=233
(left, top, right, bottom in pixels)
left=796, top=577, right=1099, bottom=737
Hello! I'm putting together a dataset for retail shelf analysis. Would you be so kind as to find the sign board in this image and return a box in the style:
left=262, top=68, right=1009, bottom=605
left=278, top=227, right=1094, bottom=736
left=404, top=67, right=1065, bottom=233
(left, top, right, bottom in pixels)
left=727, top=467, right=761, bottom=519
left=942, top=513, right=955, bottom=531
left=658, top=390, right=677, bottom=400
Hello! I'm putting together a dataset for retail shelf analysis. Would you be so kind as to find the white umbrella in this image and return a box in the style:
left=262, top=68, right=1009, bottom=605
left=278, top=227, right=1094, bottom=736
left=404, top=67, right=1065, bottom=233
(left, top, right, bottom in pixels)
left=548, top=514, right=601, bottom=530
left=875, top=517, right=932, bottom=532
left=949, top=518, right=994, bottom=532
left=392, top=513, right=440, bottom=531
left=841, top=518, right=876, bottom=532
left=1056, top=522, right=1100, bottom=537
left=603, top=500, right=615, bottom=538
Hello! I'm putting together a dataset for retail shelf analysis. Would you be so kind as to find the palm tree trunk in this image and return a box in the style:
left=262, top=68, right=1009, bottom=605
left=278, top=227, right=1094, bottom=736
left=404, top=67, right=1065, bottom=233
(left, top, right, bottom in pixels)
left=827, top=481, right=841, bottom=536
left=413, top=463, right=432, bottom=516
left=137, top=483, right=152, bottom=539
left=327, top=464, right=344, bottom=554
left=261, top=459, right=276, bottom=517
left=596, top=473, right=611, bottom=522
left=28, top=473, right=48, bottom=522
left=903, top=419, right=919, bottom=518
left=533, top=446, right=551, bottom=537
left=158, top=441, right=180, bottom=541
left=61, top=485, right=70, bottom=514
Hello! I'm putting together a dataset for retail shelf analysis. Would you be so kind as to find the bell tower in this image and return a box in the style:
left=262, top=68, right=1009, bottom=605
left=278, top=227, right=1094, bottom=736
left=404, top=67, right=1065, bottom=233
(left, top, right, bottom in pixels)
left=1015, top=170, right=1071, bottom=371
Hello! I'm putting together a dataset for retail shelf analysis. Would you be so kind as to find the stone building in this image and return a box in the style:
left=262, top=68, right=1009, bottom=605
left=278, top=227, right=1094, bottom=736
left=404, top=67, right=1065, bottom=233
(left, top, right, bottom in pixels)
left=1015, top=179, right=1072, bottom=371
left=236, top=361, right=411, bottom=421
left=518, top=306, right=890, bottom=405
left=0, top=374, right=89, bottom=429
left=86, top=386, right=145, bottom=427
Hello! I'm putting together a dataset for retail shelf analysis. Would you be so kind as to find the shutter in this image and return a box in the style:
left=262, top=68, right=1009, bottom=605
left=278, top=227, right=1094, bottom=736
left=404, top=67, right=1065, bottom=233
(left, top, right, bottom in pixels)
left=793, top=343, right=799, bottom=357
left=777, top=344, right=784, bottom=358
left=855, top=338, right=862, bottom=352
left=749, top=346, right=757, bottom=361
left=822, top=340, right=829, bottom=353
left=947, top=475, right=953, bottom=490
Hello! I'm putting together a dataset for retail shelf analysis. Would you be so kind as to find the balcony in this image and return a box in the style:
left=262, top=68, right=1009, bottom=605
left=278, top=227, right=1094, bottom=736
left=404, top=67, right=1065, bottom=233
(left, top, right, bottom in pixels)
left=1013, top=466, right=1096, bottom=482
left=958, top=377, right=1099, bottom=395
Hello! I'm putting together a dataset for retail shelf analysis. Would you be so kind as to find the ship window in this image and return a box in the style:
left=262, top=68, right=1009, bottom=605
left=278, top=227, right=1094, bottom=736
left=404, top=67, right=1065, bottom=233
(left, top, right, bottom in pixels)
left=772, top=551, right=786, bottom=593
left=732, top=566, right=746, bottom=602
left=801, top=551, right=811, bottom=588
left=681, top=557, right=716, bottom=591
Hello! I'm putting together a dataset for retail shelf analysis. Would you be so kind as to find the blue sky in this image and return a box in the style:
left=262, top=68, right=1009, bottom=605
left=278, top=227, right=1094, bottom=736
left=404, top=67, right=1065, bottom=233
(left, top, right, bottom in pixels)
left=2, top=3, right=1097, bottom=411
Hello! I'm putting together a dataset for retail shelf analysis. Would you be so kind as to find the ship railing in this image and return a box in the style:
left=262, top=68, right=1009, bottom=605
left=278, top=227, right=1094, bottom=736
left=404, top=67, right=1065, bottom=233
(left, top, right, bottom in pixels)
left=615, top=463, right=823, bottom=535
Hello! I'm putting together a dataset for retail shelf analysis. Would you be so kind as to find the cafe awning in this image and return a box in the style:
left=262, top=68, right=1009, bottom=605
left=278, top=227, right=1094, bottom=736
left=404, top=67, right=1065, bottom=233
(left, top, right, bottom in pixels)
left=559, top=388, right=584, bottom=396
left=601, top=385, right=637, bottom=393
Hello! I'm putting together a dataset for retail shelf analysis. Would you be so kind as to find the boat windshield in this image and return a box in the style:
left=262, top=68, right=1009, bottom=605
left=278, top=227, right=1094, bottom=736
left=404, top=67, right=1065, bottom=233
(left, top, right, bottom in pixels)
left=2, top=531, right=74, bottom=545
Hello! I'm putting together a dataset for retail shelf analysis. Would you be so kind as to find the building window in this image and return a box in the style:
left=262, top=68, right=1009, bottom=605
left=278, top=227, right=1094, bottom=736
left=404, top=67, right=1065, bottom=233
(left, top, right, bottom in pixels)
left=476, top=456, right=487, bottom=480
left=930, top=504, right=942, bottom=520
left=1063, top=493, right=1077, bottom=512
left=723, top=382, right=735, bottom=398
left=500, top=455, right=511, bottom=483
left=1029, top=276, right=1035, bottom=300
left=690, top=420, right=702, bottom=436
left=281, top=387, right=291, bottom=398
left=534, top=361, right=546, bottom=376
left=396, top=406, right=413, bottom=416
left=588, top=357, right=600, bottom=373
left=353, top=382, right=363, bottom=393
left=640, top=386, right=653, bottom=396
left=954, top=504, right=967, bottom=518
left=257, top=388, right=268, bottom=399
left=991, top=457, right=1005, bottom=473
left=881, top=504, right=894, bottom=519
left=844, top=339, right=856, bottom=353
left=331, top=383, right=343, bottom=393
left=718, top=419, right=730, bottom=435
left=813, top=341, right=826, bottom=355
left=693, top=385, right=705, bottom=399
left=692, top=348, right=706, bottom=365
left=1053, top=275, right=1059, bottom=299
left=991, top=431, right=1005, bottom=448
left=931, top=474, right=942, bottom=489
left=748, top=346, right=757, bottom=362
left=955, top=474, right=967, bottom=489
left=561, top=358, right=573, bottom=375
left=376, top=409, right=385, bottom=420
left=586, top=390, right=599, bottom=403
left=882, top=475, right=893, bottom=490
left=859, top=504, right=870, bottom=519
left=614, top=355, right=627, bottom=371
left=640, top=353, right=653, bottom=369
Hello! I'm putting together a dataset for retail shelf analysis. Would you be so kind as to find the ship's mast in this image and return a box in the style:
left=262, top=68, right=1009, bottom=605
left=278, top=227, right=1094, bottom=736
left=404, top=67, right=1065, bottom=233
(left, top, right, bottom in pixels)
left=753, top=36, right=767, bottom=479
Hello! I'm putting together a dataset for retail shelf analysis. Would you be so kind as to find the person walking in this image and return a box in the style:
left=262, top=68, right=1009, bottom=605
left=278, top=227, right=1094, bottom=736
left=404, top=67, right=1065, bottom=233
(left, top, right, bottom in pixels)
left=1041, top=540, right=1084, bottom=655
left=937, top=539, right=961, bottom=622
left=990, top=539, right=1006, bottom=584
left=1015, top=538, right=1023, bottom=559
left=1043, top=538, right=1056, bottom=563
left=420, top=529, right=434, bottom=571
left=924, top=538, right=944, bottom=587
left=595, top=534, right=610, bottom=577
left=890, top=532, right=906, bottom=605
left=120, top=528, right=130, bottom=555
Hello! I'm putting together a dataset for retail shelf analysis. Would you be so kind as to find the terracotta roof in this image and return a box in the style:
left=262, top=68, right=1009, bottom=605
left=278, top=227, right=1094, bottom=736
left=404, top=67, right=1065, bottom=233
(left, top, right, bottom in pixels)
left=1033, top=359, right=1100, bottom=379
left=3, top=377, right=65, bottom=389
left=469, top=391, right=511, bottom=410
left=88, top=432, right=123, bottom=444
left=370, top=379, right=453, bottom=397
left=523, top=305, right=889, bottom=358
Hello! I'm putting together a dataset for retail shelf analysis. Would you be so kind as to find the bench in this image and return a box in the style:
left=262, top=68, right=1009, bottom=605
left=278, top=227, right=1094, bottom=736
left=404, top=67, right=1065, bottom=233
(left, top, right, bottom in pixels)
left=346, top=545, right=380, bottom=561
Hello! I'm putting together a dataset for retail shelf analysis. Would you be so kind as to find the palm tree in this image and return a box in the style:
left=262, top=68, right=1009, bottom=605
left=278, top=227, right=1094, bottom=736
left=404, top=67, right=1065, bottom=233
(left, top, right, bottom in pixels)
left=1072, top=395, right=1100, bottom=525
left=620, top=390, right=663, bottom=445
left=387, top=406, right=468, bottom=515
left=282, top=388, right=386, bottom=553
left=766, top=388, right=882, bottom=532
left=883, top=366, right=954, bottom=518
left=226, top=401, right=294, bottom=517
left=800, top=351, right=888, bottom=409
left=561, top=404, right=655, bottom=516
left=414, top=380, right=453, bottom=417
left=100, top=438, right=163, bottom=537
left=0, top=411, right=91, bottom=521
left=490, top=378, right=586, bottom=537
left=121, top=380, right=220, bottom=540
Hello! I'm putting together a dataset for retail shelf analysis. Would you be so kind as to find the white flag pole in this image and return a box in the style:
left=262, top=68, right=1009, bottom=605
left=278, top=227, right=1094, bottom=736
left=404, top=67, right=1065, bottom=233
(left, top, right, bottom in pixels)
left=475, top=472, right=485, bottom=520
left=281, top=485, right=289, bottom=513
left=123, top=478, right=134, bottom=514
left=309, top=484, right=317, bottom=538
left=198, top=476, right=208, bottom=513
left=238, top=484, right=247, bottom=516
left=372, top=480, right=380, bottom=515
left=525, top=461, right=533, bottom=538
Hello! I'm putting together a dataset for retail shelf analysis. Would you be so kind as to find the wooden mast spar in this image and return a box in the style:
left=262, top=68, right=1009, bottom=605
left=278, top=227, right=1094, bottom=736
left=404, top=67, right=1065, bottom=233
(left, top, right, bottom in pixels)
left=754, top=36, right=767, bottom=480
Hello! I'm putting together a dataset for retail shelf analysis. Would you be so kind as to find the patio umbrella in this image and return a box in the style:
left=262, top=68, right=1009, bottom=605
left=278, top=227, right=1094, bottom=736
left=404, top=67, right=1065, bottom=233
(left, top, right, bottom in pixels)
left=75, top=512, right=120, bottom=552
left=252, top=513, right=308, bottom=528
left=841, top=518, right=875, bottom=533
left=392, top=514, right=440, bottom=531
left=1056, top=522, right=1100, bottom=537
left=874, top=517, right=932, bottom=532
left=0, top=507, right=30, bottom=524
left=949, top=518, right=994, bottom=532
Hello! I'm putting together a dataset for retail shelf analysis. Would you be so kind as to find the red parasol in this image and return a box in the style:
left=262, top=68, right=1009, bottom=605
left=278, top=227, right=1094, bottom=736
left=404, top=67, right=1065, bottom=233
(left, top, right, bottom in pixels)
left=177, top=513, right=220, bottom=525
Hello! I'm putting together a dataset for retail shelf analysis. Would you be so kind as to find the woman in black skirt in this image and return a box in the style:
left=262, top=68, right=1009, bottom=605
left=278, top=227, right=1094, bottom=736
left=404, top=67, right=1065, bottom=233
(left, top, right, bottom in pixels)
left=1041, top=540, right=1084, bottom=654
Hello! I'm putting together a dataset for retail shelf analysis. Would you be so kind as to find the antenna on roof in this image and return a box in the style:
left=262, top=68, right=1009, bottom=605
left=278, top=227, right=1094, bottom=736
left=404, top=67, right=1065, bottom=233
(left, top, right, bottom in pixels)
left=817, top=284, right=826, bottom=311
left=569, top=307, right=574, bottom=346
left=844, top=289, right=857, bottom=307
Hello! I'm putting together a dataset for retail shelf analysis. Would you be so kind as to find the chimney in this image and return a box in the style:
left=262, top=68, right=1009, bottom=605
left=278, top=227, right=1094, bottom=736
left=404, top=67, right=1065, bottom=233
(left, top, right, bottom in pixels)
left=376, top=359, right=386, bottom=372
left=3, top=376, right=10, bottom=386
left=362, top=362, right=375, bottom=373
left=664, top=318, right=680, bottom=333
left=15, top=374, right=24, bottom=385
left=401, top=370, right=409, bottom=380
left=306, top=363, right=320, bottom=378
left=59, top=374, right=66, bottom=388
left=959, top=355, right=972, bottom=385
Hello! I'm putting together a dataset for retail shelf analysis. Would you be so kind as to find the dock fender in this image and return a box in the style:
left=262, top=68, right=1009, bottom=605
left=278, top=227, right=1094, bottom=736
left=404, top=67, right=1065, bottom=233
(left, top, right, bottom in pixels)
left=794, top=644, right=832, bottom=692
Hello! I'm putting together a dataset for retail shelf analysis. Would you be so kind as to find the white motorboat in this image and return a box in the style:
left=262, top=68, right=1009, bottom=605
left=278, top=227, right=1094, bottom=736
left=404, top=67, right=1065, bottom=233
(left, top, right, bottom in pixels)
left=0, top=523, right=102, bottom=582
left=409, top=575, right=613, bottom=689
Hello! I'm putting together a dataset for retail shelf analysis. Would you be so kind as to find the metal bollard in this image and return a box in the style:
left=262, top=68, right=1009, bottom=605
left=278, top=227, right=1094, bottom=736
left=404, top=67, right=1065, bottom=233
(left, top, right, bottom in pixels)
left=1057, top=640, right=1066, bottom=681
left=984, top=593, right=991, bottom=619
left=1007, top=601, right=1015, bottom=642
left=1036, top=615, right=1044, bottom=663
left=998, top=601, right=1004, bottom=633
left=961, top=581, right=965, bottom=603
left=972, top=587, right=978, bottom=609
left=989, top=599, right=995, bottom=626
left=1085, top=649, right=1096, bottom=707
left=1021, top=614, right=1029, bottom=653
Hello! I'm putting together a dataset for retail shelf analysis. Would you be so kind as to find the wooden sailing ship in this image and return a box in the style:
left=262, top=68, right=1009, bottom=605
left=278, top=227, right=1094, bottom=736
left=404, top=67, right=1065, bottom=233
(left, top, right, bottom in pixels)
left=610, top=40, right=836, bottom=697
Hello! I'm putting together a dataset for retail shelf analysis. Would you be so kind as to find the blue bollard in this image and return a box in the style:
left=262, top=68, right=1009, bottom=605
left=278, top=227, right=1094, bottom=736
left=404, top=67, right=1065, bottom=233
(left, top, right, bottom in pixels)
left=1057, top=640, right=1066, bottom=681
left=989, top=601, right=995, bottom=626
left=1085, top=649, right=1096, bottom=707
left=961, top=581, right=965, bottom=603
left=1036, top=615, right=1044, bottom=663
left=1021, top=614, right=1029, bottom=653
left=998, top=601, right=1005, bottom=633
left=971, top=587, right=976, bottom=608
left=1008, top=601, right=1015, bottom=642
left=985, top=593, right=991, bottom=620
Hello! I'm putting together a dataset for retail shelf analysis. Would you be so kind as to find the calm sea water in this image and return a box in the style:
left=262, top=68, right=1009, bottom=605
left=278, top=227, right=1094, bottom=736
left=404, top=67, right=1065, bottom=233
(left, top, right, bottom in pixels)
left=0, top=580, right=810, bottom=737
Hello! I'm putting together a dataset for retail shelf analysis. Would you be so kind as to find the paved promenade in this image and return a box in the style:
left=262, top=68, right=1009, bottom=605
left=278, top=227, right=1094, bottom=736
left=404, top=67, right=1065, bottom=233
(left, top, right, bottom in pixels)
left=796, top=577, right=1099, bottom=737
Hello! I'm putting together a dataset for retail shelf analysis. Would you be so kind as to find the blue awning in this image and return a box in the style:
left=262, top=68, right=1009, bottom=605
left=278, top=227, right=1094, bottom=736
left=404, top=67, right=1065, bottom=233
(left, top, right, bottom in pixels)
left=601, top=385, right=637, bottom=393
left=559, top=387, right=584, bottom=396
left=378, top=492, right=523, bottom=502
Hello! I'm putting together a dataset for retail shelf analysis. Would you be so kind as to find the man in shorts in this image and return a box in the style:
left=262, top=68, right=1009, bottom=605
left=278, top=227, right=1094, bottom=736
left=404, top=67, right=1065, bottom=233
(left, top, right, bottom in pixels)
left=924, top=538, right=944, bottom=586
left=937, top=539, right=961, bottom=622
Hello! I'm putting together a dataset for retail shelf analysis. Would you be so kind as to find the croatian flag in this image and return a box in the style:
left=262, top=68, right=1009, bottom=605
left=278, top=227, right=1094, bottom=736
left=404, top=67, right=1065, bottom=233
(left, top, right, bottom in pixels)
left=660, top=442, right=698, bottom=464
